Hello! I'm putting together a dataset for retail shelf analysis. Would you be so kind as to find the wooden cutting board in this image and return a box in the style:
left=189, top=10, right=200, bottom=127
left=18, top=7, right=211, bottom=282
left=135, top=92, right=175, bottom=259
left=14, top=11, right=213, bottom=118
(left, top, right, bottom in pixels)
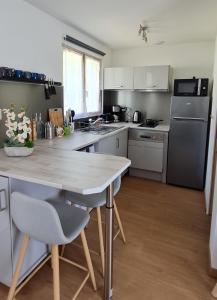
left=49, top=108, right=64, bottom=127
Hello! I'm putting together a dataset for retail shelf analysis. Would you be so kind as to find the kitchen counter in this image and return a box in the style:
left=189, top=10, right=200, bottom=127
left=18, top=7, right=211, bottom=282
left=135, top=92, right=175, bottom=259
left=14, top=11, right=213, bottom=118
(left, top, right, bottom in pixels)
left=104, top=122, right=170, bottom=132
left=35, top=122, right=169, bottom=152
left=35, top=126, right=128, bottom=151
left=0, top=147, right=130, bottom=194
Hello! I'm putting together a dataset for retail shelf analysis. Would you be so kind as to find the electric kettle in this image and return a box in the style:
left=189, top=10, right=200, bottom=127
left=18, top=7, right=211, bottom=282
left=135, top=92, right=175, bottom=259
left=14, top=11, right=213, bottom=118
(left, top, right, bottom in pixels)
left=133, top=111, right=142, bottom=123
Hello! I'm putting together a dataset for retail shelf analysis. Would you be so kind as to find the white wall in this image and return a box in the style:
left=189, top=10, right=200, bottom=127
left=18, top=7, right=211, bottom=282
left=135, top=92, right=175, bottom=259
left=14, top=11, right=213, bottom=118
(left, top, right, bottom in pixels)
left=209, top=38, right=217, bottom=269
left=0, top=0, right=111, bottom=82
left=111, top=42, right=215, bottom=82
left=205, top=38, right=217, bottom=215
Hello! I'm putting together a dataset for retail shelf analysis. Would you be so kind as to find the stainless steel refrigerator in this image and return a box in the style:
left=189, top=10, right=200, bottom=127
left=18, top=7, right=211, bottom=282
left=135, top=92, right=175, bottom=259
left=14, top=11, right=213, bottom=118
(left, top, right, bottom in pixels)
left=167, top=96, right=210, bottom=190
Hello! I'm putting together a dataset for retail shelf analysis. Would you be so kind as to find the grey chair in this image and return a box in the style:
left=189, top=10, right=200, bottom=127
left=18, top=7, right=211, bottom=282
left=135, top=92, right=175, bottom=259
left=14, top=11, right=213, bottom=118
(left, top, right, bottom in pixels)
left=7, top=192, right=97, bottom=300
left=63, top=176, right=126, bottom=276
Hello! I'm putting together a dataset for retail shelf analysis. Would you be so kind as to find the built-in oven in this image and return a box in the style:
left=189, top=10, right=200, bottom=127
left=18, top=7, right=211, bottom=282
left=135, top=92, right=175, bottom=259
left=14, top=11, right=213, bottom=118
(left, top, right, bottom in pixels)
left=174, top=77, right=209, bottom=97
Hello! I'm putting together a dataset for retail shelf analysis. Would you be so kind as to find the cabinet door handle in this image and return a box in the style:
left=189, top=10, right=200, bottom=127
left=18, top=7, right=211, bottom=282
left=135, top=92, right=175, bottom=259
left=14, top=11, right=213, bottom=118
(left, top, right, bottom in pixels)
left=0, top=189, right=7, bottom=212
left=116, top=138, right=119, bottom=149
left=140, top=135, right=151, bottom=139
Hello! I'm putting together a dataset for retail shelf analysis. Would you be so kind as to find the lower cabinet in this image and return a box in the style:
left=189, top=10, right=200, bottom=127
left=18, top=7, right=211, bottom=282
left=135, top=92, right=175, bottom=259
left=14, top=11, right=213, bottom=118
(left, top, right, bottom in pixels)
left=0, top=176, right=13, bottom=286
left=95, top=129, right=128, bottom=157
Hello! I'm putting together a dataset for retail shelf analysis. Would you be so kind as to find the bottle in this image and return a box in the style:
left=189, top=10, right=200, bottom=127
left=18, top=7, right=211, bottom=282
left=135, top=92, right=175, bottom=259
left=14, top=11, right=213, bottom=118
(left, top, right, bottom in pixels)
left=37, top=113, right=45, bottom=139
left=32, top=118, right=37, bottom=141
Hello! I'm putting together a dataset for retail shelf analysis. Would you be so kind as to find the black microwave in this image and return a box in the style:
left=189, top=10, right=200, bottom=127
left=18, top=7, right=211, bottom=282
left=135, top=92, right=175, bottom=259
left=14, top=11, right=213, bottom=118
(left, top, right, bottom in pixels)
left=174, top=78, right=209, bottom=96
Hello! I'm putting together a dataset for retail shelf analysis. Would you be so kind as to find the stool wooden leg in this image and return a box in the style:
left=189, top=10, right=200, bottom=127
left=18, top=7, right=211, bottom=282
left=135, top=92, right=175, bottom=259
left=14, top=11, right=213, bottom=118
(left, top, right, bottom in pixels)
left=212, top=283, right=217, bottom=297
left=7, top=235, right=30, bottom=300
left=60, top=245, right=65, bottom=257
left=51, top=245, right=60, bottom=300
left=96, top=207, right=105, bottom=276
left=80, top=230, right=97, bottom=291
left=114, top=198, right=126, bottom=243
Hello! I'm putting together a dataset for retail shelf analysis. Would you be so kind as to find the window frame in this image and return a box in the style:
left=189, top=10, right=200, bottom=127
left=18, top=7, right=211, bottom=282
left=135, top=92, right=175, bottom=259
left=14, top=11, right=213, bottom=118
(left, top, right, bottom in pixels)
left=63, top=45, right=103, bottom=120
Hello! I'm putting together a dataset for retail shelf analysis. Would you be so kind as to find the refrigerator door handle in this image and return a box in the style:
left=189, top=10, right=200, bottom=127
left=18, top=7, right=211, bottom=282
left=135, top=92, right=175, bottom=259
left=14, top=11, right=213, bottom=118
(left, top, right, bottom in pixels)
left=0, top=189, right=7, bottom=212
left=173, top=117, right=207, bottom=122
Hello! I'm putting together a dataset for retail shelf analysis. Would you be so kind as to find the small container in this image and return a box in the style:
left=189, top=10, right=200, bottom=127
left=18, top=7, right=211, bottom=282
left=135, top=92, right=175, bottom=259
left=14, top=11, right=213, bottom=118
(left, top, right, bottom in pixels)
left=45, top=122, right=56, bottom=139
left=31, top=73, right=39, bottom=81
left=32, top=118, right=37, bottom=141
left=23, top=71, right=32, bottom=80
left=15, top=70, right=24, bottom=79
left=38, top=74, right=46, bottom=81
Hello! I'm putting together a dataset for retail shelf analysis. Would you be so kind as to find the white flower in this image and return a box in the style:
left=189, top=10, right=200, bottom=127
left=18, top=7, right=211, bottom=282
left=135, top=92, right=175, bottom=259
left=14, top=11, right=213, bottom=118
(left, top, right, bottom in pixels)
left=10, top=112, right=16, bottom=121
left=5, top=120, right=13, bottom=128
left=17, top=134, right=25, bottom=144
left=22, top=124, right=28, bottom=131
left=18, top=111, right=25, bottom=118
left=23, top=116, right=30, bottom=124
left=26, top=127, right=32, bottom=134
left=18, top=122, right=24, bottom=131
left=6, top=130, right=15, bottom=138
left=22, top=132, right=27, bottom=139
left=8, top=121, right=17, bottom=131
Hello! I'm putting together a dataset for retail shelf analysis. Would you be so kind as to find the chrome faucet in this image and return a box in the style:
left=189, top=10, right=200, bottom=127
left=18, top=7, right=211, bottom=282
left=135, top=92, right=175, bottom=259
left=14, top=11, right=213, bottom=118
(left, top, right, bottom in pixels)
left=89, top=118, right=103, bottom=127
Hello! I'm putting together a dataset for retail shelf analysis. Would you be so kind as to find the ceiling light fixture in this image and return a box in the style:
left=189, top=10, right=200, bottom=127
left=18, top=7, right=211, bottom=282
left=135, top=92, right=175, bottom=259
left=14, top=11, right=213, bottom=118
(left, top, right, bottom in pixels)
left=138, top=24, right=148, bottom=42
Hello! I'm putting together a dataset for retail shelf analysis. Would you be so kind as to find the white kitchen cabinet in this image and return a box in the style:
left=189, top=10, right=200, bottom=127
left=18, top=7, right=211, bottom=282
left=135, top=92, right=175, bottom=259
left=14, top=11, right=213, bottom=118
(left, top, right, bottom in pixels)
left=104, top=67, right=134, bottom=90
left=115, top=129, right=128, bottom=157
left=95, top=134, right=117, bottom=155
left=134, top=65, right=169, bottom=91
left=95, top=129, right=128, bottom=157
left=0, top=176, right=12, bottom=286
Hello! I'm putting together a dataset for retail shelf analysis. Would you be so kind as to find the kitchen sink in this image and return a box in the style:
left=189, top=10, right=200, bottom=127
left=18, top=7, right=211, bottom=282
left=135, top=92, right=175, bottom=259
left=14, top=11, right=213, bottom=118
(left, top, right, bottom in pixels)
left=80, top=125, right=122, bottom=135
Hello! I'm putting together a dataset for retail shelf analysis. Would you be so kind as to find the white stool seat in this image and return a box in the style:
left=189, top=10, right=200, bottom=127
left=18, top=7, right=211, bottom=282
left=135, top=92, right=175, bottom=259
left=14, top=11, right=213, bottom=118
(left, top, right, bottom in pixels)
left=65, top=176, right=121, bottom=208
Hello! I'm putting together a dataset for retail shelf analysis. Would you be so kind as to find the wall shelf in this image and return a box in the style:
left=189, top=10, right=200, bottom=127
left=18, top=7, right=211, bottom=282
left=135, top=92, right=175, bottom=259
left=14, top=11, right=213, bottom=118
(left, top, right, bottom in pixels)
left=0, top=77, right=62, bottom=86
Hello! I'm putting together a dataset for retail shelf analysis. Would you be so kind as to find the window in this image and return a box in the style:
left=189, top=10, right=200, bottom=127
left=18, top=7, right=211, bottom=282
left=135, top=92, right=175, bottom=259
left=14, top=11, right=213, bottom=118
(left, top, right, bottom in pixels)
left=63, top=47, right=102, bottom=119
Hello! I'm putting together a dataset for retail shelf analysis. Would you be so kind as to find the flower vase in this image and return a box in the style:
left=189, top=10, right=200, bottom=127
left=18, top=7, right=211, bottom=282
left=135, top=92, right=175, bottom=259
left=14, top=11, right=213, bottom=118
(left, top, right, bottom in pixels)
left=4, top=146, right=34, bottom=157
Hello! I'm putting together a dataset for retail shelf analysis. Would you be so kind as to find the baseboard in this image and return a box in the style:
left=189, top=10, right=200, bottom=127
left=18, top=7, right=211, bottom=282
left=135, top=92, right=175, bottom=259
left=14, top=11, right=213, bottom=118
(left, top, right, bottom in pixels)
left=209, top=248, right=217, bottom=278
left=129, top=168, right=163, bottom=182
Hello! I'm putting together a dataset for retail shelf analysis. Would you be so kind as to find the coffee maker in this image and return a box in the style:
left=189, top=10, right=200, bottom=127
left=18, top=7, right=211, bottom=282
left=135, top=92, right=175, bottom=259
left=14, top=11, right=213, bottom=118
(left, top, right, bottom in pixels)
left=111, top=105, right=128, bottom=122
left=112, top=105, right=121, bottom=122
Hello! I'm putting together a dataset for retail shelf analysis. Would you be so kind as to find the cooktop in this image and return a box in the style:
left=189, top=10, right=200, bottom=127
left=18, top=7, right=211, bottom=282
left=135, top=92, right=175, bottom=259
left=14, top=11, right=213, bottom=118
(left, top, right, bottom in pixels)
left=138, top=123, right=158, bottom=128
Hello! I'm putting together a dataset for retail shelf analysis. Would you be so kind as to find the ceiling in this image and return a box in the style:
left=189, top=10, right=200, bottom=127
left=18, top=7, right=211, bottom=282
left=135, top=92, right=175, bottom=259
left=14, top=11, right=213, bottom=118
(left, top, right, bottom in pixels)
left=25, top=0, right=217, bottom=49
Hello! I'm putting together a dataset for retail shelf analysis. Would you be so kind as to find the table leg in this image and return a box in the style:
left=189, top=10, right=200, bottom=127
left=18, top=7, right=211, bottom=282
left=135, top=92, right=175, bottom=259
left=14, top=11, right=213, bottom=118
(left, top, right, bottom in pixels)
left=104, top=183, right=114, bottom=300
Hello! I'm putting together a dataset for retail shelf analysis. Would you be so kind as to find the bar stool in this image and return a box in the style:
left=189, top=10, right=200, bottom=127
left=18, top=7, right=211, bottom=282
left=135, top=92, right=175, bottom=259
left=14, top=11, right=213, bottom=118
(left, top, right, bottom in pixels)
left=7, top=192, right=97, bottom=300
left=63, top=176, right=126, bottom=275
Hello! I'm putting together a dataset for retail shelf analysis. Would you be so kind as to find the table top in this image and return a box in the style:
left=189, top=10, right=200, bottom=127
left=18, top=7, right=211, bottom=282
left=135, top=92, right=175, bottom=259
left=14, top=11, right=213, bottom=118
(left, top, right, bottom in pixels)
left=0, top=147, right=130, bottom=194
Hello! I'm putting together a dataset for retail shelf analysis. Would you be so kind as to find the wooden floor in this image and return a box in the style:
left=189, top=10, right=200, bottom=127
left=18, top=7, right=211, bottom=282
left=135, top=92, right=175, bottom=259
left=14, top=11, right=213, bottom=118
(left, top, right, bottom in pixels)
left=0, top=176, right=215, bottom=300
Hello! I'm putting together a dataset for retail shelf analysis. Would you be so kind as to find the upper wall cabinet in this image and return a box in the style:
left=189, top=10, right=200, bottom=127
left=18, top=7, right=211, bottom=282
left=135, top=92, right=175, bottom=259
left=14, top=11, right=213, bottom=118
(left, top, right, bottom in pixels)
left=134, top=65, right=170, bottom=91
left=104, top=67, right=134, bottom=90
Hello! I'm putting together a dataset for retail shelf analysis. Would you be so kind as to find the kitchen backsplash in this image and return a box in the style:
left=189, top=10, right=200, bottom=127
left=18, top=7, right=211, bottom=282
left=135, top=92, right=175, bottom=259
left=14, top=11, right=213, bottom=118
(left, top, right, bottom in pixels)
left=0, top=81, right=63, bottom=147
left=103, top=90, right=172, bottom=124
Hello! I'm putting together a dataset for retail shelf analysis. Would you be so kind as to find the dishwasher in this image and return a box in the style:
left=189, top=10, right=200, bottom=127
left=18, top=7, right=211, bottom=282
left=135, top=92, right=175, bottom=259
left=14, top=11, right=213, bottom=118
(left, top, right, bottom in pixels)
left=128, top=129, right=165, bottom=173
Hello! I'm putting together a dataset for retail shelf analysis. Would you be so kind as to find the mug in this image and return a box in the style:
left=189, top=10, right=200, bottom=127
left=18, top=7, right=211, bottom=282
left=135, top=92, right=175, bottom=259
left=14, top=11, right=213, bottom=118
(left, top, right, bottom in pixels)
left=15, top=70, right=24, bottom=79
left=56, top=126, right=64, bottom=137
